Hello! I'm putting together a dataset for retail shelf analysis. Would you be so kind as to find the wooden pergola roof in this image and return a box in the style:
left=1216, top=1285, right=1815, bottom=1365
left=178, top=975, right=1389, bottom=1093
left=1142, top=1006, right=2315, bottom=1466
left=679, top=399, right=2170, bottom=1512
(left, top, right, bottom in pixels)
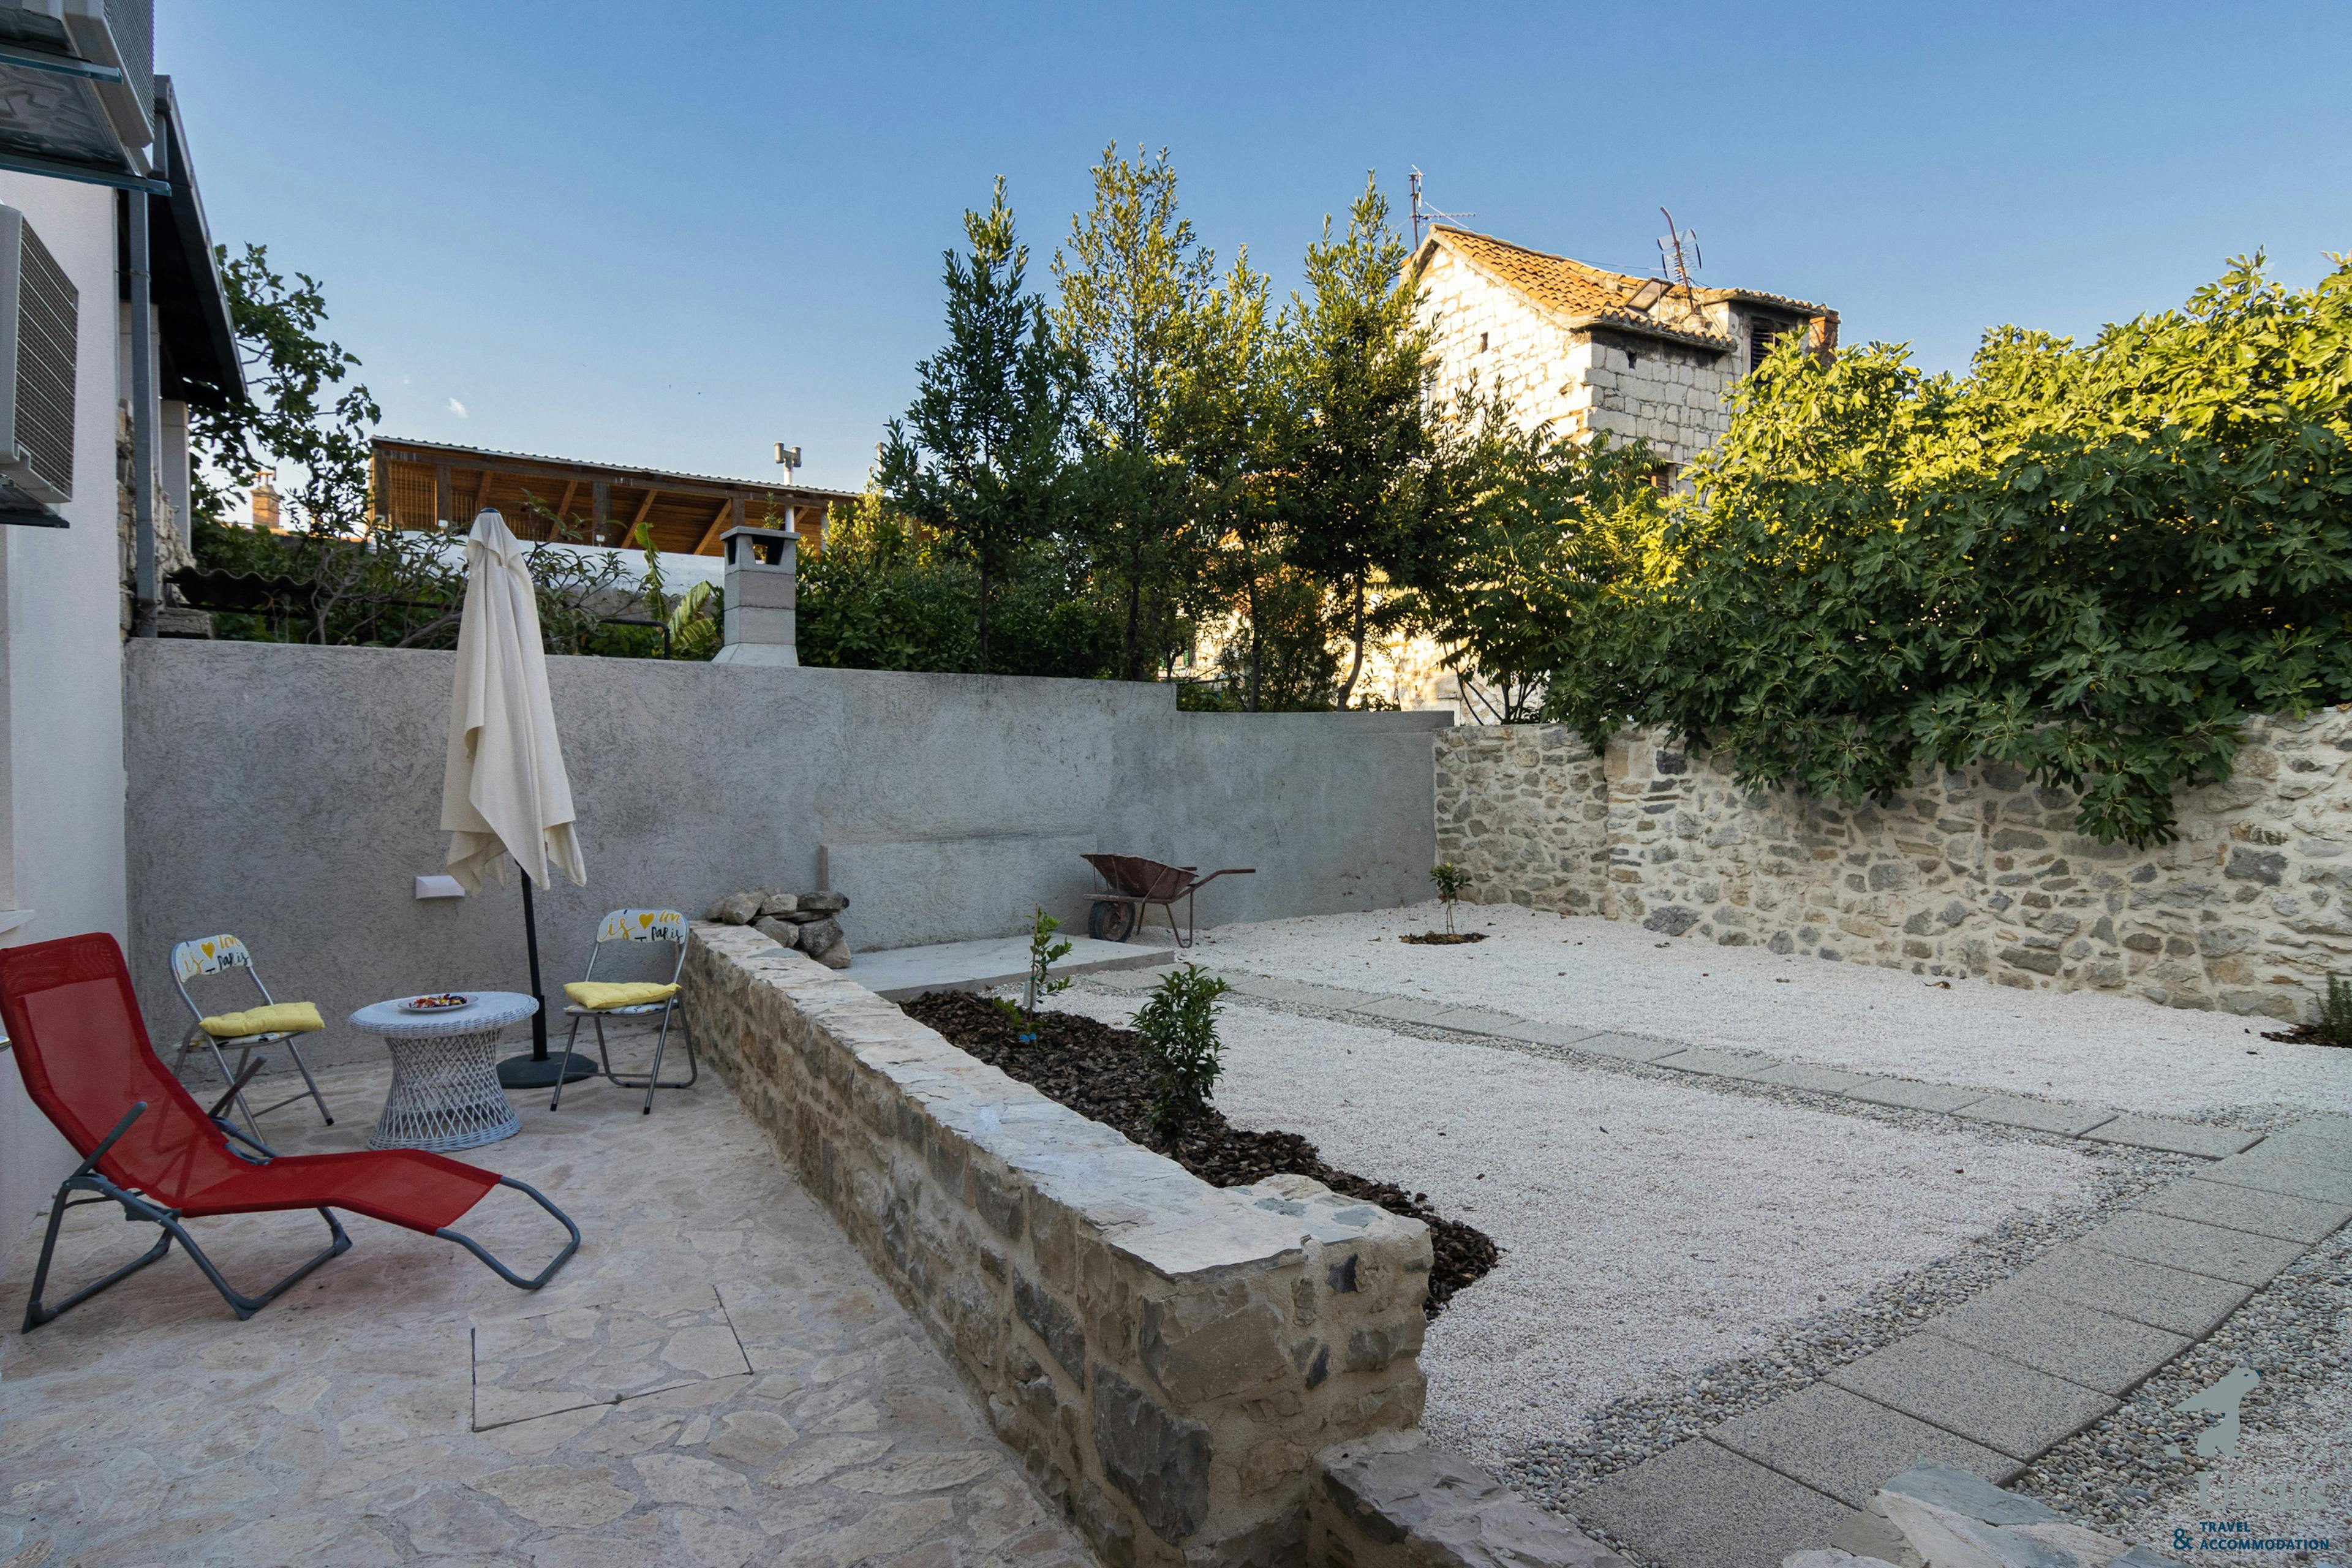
left=371, top=437, right=852, bottom=556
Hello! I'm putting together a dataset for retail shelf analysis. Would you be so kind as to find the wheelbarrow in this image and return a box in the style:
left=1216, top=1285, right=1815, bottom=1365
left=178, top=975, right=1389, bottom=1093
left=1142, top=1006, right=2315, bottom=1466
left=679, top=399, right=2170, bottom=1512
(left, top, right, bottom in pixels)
left=1083, top=854, right=1255, bottom=949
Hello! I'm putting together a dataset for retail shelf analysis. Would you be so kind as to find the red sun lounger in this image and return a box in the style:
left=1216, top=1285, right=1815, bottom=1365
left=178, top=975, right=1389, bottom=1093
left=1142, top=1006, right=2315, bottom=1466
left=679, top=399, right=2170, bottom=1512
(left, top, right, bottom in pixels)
left=1, top=933, right=579, bottom=1331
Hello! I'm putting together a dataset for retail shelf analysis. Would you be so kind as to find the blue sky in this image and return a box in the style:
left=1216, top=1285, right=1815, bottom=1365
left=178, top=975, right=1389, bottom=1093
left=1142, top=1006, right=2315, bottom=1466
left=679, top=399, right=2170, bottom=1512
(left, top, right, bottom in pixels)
left=162, top=2, right=2351, bottom=494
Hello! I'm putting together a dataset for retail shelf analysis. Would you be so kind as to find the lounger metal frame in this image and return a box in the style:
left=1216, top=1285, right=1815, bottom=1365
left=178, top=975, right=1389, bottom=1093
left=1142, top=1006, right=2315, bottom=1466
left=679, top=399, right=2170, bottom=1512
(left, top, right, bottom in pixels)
left=20, top=1060, right=580, bottom=1332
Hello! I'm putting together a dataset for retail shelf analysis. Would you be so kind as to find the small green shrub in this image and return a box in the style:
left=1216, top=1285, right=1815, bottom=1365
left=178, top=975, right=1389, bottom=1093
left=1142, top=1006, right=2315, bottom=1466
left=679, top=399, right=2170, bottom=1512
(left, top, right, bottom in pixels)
left=2316, top=974, right=2352, bottom=1047
left=1136, top=965, right=1231, bottom=1139
left=1430, top=862, right=1469, bottom=934
left=1023, top=906, right=1073, bottom=1015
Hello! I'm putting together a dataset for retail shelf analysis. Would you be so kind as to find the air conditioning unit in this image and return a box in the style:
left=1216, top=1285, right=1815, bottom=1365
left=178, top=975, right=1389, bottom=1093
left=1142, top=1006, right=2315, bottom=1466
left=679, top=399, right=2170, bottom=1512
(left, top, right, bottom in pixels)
left=0, top=0, right=156, bottom=181
left=0, top=205, right=78, bottom=518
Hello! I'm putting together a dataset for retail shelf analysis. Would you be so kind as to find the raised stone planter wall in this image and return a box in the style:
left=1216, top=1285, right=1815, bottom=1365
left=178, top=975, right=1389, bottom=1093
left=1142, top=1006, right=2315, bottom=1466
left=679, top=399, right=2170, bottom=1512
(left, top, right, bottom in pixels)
left=1310, top=1432, right=1630, bottom=1568
left=1435, top=710, right=2352, bottom=1020
left=681, top=922, right=1432, bottom=1566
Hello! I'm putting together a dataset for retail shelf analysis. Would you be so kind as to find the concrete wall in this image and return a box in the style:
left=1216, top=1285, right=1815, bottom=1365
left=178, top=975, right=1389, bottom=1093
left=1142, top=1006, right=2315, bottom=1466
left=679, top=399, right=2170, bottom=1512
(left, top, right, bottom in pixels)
left=1, top=175, right=130, bottom=1248
left=684, top=922, right=1430, bottom=1566
left=1436, top=714, right=2352, bottom=1020
left=124, top=639, right=1448, bottom=1061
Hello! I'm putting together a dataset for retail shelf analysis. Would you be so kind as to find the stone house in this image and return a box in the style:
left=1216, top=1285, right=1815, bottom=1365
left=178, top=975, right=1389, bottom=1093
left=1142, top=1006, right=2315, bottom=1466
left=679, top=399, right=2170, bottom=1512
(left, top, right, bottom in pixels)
left=1409, top=224, right=1838, bottom=483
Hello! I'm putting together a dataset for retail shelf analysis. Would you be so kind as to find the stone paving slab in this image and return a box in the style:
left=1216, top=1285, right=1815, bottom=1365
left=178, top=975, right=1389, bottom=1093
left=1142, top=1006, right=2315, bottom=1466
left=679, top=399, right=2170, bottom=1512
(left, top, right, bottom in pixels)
left=1825, top=1334, right=2118, bottom=1460
left=1574, top=1436, right=1854, bottom=1568
left=1487, top=1017, right=1607, bottom=1049
left=471, top=1284, right=753, bottom=1431
left=2003, top=1240, right=2254, bottom=1338
left=1648, top=1046, right=1779, bottom=1081
left=1926, top=1286, right=2190, bottom=1397
left=2271, top=1114, right=2352, bottom=1147
left=2082, top=1210, right=2307, bottom=1287
left=2199, top=1145, right=2352, bottom=1205
left=2138, top=1177, right=2352, bottom=1245
left=1951, top=1094, right=2117, bottom=1138
left=1708, top=1383, right=2022, bottom=1509
left=853, top=933, right=1169, bottom=1001
left=2083, top=1114, right=2264, bottom=1159
left=1842, top=1079, right=1988, bottom=1115
left=1566, top=1031, right=1692, bottom=1063
left=1348, top=995, right=1473, bottom=1028
left=0, top=1060, right=1097, bottom=1568
left=1745, top=1062, right=1878, bottom=1096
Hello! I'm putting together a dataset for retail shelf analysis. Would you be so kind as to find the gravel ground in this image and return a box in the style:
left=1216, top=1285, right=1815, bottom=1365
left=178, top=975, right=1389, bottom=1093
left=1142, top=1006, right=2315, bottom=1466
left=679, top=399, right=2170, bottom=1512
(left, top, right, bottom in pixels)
left=2024, top=1230, right=2351, bottom=1558
left=1049, top=986, right=2127, bottom=1476
left=1164, top=903, right=2352, bottom=1118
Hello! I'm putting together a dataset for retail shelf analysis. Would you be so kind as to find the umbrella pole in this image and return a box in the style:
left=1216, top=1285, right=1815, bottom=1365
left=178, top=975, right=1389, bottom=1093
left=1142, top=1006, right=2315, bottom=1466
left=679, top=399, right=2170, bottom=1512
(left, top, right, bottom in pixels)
left=497, top=860, right=595, bottom=1090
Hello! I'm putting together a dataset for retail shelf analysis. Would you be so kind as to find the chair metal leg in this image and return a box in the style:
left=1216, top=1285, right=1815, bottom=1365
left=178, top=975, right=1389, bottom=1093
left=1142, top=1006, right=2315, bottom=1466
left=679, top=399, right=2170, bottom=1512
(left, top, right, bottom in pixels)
left=277, top=1035, right=336, bottom=1126
left=549, top=1012, right=586, bottom=1111
left=20, top=1175, right=350, bottom=1330
left=199, top=1033, right=262, bottom=1138
left=20, top=1183, right=173, bottom=1332
left=168, top=1207, right=352, bottom=1321
left=435, top=1176, right=581, bottom=1290
left=594, top=1005, right=698, bottom=1113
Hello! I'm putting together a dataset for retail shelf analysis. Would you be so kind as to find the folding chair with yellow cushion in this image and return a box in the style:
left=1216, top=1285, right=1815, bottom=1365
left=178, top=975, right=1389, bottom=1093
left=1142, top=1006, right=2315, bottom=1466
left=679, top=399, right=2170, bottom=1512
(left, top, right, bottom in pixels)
left=170, top=934, right=334, bottom=1134
left=550, top=909, right=697, bottom=1115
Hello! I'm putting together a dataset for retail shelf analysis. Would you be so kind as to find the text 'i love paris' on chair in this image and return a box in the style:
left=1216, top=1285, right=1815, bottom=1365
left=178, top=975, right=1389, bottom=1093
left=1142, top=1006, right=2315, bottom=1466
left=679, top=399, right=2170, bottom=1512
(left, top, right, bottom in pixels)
left=550, top=908, right=698, bottom=1115
left=1, top=933, right=581, bottom=1330
left=168, top=933, right=335, bottom=1136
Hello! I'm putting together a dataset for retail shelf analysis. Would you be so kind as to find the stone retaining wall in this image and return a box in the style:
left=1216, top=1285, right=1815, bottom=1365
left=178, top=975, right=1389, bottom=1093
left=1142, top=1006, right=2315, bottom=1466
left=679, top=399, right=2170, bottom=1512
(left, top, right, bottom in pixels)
left=1434, top=710, right=2352, bottom=1020
left=681, top=922, right=1432, bottom=1566
left=1310, top=1432, right=1629, bottom=1568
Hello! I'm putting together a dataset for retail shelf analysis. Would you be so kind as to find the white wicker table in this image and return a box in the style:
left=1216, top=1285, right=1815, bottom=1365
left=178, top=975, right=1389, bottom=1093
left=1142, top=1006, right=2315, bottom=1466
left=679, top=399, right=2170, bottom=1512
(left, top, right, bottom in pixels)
left=347, top=991, right=537, bottom=1152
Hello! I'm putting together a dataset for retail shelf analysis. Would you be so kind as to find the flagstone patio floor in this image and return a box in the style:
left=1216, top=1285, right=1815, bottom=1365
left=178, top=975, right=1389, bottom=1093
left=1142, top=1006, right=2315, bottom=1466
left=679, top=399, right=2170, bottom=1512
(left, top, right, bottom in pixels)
left=0, top=1052, right=1097, bottom=1568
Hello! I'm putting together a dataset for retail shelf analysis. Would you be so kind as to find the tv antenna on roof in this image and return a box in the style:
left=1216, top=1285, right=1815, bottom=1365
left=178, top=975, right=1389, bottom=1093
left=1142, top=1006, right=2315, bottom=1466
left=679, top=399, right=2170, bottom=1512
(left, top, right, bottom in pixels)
left=1409, top=167, right=1476, bottom=246
left=1655, top=207, right=1702, bottom=288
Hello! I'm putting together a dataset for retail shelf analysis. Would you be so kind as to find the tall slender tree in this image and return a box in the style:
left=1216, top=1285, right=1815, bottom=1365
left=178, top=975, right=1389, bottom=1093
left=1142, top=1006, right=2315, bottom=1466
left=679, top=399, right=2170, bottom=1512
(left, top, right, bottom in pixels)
left=1052, top=144, right=1216, bottom=679
left=1172, top=249, right=1289, bottom=710
left=1282, top=175, right=1443, bottom=707
left=881, top=179, right=1072, bottom=673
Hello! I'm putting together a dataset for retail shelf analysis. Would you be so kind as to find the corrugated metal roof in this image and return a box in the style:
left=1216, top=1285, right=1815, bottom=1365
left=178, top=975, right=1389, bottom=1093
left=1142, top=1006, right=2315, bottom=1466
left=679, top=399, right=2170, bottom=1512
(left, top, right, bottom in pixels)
left=371, top=436, right=857, bottom=499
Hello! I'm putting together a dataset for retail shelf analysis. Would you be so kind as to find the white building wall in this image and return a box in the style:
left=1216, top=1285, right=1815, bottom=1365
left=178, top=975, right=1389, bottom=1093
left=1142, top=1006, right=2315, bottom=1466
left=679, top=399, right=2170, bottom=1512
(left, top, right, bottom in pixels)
left=1416, top=244, right=1744, bottom=474
left=1418, top=245, right=1589, bottom=436
left=0, top=173, right=129, bottom=1245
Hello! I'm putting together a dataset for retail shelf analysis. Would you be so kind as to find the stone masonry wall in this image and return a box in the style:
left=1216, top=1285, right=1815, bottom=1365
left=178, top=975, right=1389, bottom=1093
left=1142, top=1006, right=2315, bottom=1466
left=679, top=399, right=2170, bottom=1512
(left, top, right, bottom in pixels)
left=681, top=923, right=1433, bottom=1566
left=1434, top=711, right=2352, bottom=1021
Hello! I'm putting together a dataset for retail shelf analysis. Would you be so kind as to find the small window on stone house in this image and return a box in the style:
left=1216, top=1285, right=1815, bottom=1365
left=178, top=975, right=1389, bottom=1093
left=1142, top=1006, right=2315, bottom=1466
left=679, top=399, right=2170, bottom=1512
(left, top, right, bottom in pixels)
left=1749, top=317, right=1793, bottom=374
left=1477, top=331, right=1488, bottom=352
left=1648, top=463, right=1679, bottom=491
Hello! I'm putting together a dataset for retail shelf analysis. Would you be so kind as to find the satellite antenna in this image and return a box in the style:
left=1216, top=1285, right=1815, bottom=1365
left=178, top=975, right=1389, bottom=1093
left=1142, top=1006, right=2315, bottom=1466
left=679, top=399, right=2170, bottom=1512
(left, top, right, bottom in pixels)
left=773, top=442, right=802, bottom=533
left=1655, top=206, right=1702, bottom=290
left=1409, top=167, right=1477, bottom=246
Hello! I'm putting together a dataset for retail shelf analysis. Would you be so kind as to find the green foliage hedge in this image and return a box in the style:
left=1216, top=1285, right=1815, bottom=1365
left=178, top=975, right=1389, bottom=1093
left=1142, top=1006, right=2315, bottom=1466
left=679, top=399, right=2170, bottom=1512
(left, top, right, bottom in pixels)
left=796, top=497, right=1123, bottom=679
left=1537, top=256, right=2352, bottom=846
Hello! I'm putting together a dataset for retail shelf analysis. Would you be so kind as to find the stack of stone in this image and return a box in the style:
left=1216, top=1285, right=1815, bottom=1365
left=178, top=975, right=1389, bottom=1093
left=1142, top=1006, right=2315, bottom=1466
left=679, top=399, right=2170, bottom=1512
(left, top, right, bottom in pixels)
left=704, top=888, right=853, bottom=970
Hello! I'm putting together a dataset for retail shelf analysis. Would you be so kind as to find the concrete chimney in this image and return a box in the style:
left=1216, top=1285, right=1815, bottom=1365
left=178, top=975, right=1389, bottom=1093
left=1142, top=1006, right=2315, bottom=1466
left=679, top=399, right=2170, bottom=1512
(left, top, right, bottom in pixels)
left=712, top=522, right=798, bottom=666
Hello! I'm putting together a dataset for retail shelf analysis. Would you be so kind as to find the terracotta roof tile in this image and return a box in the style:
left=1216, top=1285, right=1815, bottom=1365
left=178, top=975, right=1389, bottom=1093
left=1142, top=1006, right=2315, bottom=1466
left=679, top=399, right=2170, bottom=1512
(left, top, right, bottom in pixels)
left=1419, top=227, right=1830, bottom=350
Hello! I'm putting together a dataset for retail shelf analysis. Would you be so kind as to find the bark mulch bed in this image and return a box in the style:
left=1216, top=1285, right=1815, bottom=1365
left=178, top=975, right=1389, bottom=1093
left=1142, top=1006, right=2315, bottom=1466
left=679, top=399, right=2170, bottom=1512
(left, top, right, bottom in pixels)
left=2258, top=1022, right=2351, bottom=1048
left=901, top=990, right=1499, bottom=1317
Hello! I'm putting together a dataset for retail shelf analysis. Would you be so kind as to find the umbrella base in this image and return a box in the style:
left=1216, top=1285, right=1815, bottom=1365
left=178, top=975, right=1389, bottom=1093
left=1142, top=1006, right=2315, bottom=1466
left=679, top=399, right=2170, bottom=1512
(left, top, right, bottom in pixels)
left=497, top=1051, right=598, bottom=1089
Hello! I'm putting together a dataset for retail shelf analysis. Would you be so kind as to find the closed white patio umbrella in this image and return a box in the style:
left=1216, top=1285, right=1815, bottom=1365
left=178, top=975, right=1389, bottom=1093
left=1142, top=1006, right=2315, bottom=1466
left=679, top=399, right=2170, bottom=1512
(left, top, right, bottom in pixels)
left=440, top=508, right=592, bottom=1088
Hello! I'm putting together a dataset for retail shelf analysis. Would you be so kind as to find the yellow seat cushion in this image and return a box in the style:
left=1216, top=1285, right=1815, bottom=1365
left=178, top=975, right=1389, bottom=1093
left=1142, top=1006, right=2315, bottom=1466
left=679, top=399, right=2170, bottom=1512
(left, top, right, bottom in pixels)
left=198, top=1001, right=325, bottom=1039
left=564, top=981, right=680, bottom=1012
